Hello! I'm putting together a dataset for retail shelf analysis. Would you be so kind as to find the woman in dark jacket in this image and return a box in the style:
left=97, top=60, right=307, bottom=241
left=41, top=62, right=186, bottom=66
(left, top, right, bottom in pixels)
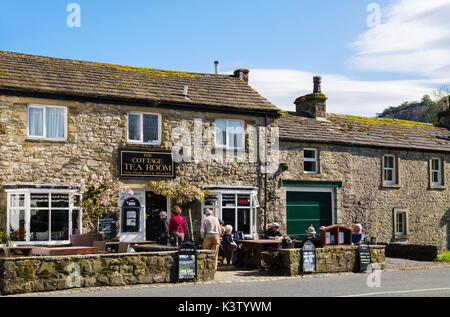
left=156, top=211, right=169, bottom=245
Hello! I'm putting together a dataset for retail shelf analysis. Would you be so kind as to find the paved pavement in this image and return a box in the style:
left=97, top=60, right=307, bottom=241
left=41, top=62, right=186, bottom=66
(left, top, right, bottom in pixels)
left=7, top=258, right=450, bottom=297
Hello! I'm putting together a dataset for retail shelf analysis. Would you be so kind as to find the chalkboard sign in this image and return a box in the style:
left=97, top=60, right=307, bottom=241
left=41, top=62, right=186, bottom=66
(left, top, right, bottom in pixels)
left=178, top=242, right=197, bottom=281
left=99, top=213, right=117, bottom=240
left=358, top=243, right=372, bottom=272
left=302, top=241, right=316, bottom=274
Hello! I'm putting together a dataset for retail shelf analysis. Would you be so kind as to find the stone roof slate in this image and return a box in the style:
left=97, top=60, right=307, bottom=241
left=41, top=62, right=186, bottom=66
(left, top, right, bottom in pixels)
left=0, top=50, right=279, bottom=113
left=279, top=112, right=450, bottom=153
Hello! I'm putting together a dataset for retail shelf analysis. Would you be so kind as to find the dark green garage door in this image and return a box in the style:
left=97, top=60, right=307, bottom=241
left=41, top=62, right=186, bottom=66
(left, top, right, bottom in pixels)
left=286, top=191, right=332, bottom=239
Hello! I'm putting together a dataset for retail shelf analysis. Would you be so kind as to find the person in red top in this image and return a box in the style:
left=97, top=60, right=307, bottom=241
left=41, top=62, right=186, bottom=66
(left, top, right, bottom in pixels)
left=168, top=205, right=187, bottom=246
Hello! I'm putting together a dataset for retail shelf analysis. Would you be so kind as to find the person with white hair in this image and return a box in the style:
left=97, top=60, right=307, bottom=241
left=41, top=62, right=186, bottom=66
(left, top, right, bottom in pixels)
left=221, top=225, right=237, bottom=265
left=352, top=223, right=364, bottom=245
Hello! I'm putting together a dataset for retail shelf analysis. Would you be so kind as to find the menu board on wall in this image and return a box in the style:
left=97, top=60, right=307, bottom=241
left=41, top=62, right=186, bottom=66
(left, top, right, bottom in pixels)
left=98, top=213, right=117, bottom=240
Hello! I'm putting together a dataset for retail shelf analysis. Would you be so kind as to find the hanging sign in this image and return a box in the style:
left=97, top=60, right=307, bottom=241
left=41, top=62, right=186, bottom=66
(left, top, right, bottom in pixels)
left=302, top=241, right=316, bottom=274
left=118, top=148, right=175, bottom=179
left=358, top=243, right=372, bottom=272
left=178, top=242, right=197, bottom=281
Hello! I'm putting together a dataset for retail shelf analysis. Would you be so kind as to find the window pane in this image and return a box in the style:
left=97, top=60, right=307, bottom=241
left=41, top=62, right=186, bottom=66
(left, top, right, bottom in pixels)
left=143, top=114, right=159, bottom=143
left=51, top=194, right=69, bottom=208
left=228, top=121, right=243, bottom=149
left=385, top=156, right=394, bottom=168
left=432, top=159, right=440, bottom=171
left=222, top=194, right=236, bottom=207
left=216, top=120, right=226, bottom=146
left=237, top=195, right=250, bottom=207
left=222, top=208, right=236, bottom=230
left=30, top=194, right=49, bottom=208
left=51, top=209, right=69, bottom=241
left=46, top=107, right=65, bottom=139
left=238, top=209, right=250, bottom=234
left=304, top=150, right=316, bottom=159
left=128, top=114, right=141, bottom=141
left=9, top=209, right=26, bottom=241
left=10, top=194, right=25, bottom=208
left=28, top=107, right=44, bottom=137
left=30, top=209, right=49, bottom=241
left=204, top=195, right=218, bottom=206
left=396, top=213, right=404, bottom=234
left=304, top=161, right=317, bottom=172
left=385, top=169, right=393, bottom=182
left=72, top=209, right=80, bottom=234
left=432, top=171, right=440, bottom=183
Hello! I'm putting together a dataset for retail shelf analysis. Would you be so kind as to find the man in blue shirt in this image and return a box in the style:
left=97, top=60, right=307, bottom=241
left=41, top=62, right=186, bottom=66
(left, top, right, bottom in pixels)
left=352, top=224, right=364, bottom=245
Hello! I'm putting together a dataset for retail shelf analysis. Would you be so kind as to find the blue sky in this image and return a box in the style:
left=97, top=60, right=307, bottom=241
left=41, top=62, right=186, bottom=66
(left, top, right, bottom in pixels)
left=0, top=0, right=449, bottom=116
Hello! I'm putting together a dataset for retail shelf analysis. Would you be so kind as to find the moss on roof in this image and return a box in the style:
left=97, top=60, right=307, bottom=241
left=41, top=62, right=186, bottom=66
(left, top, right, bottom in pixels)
left=329, top=114, right=434, bottom=129
left=105, top=64, right=198, bottom=78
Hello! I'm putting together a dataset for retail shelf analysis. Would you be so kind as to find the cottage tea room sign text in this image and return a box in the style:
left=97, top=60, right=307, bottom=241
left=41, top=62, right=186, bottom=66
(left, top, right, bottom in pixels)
left=118, top=148, right=175, bottom=179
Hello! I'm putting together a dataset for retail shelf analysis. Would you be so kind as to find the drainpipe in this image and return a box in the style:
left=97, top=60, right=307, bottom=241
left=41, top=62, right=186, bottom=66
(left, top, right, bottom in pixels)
left=264, top=114, right=268, bottom=232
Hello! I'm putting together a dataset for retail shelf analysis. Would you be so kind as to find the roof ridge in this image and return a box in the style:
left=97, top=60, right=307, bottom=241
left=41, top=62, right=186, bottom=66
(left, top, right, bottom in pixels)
left=0, top=49, right=235, bottom=78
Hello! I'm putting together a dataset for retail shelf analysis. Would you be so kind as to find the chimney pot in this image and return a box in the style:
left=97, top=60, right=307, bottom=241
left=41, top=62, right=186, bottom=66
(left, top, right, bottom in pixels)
left=214, top=61, right=219, bottom=74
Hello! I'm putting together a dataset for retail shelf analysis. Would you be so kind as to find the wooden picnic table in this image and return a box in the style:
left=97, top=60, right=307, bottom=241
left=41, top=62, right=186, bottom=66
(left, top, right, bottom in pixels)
left=131, top=244, right=178, bottom=252
left=31, top=246, right=99, bottom=256
left=237, top=239, right=282, bottom=267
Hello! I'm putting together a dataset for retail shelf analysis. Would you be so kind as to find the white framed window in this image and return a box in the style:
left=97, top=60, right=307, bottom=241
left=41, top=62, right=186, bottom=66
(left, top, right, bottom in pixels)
left=215, top=119, right=244, bottom=150
left=202, top=190, right=258, bottom=236
left=6, top=188, right=82, bottom=245
left=303, top=148, right=318, bottom=174
left=393, top=208, right=408, bottom=238
left=27, top=105, right=67, bottom=140
left=431, top=157, right=443, bottom=186
left=127, top=112, right=161, bottom=145
left=383, top=155, right=396, bottom=184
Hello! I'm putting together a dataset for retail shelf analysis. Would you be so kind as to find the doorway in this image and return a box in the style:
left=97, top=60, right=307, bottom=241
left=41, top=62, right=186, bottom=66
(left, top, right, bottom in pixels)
left=145, top=191, right=168, bottom=241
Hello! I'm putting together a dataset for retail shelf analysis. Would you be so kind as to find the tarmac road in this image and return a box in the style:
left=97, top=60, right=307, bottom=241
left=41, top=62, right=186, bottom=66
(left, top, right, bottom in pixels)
left=17, top=267, right=450, bottom=297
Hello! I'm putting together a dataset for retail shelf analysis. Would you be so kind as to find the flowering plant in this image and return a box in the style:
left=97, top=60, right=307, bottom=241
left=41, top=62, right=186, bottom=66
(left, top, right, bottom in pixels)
left=148, top=180, right=208, bottom=207
left=71, top=173, right=133, bottom=219
left=9, top=227, right=25, bottom=241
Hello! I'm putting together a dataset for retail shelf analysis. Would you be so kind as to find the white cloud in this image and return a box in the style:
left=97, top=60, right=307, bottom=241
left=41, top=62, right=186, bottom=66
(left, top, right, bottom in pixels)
left=249, top=69, right=444, bottom=117
left=351, top=0, right=450, bottom=77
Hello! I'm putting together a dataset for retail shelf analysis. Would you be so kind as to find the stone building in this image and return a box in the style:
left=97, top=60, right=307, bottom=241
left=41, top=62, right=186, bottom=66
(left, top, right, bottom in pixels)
left=0, top=50, right=279, bottom=245
left=270, top=78, right=450, bottom=251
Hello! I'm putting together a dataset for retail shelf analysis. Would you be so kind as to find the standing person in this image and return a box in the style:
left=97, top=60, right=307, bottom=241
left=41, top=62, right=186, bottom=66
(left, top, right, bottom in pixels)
left=156, top=211, right=169, bottom=245
left=168, top=205, right=187, bottom=246
left=200, top=209, right=221, bottom=270
left=352, top=224, right=365, bottom=245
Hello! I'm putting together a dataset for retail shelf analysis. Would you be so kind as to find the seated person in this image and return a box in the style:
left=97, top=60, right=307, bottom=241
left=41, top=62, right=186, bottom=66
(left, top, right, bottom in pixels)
left=302, top=225, right=319, bottom=247
left=352, top=224, right=364, bottom=245
left=222, top=225, right=237, bottom=265
left=264, top=222, right=283, bottom=240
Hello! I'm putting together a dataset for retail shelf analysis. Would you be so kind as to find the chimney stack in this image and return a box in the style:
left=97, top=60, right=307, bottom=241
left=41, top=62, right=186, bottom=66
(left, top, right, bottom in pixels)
left=438, top=95, right=450, bottom=129
left=294, top=76, right=327, bottom=119
left=443, top=96, right=449, bottom=111
left=214, top=61, right=219, bottom=74
left=233, top=69, right=249, bottom=83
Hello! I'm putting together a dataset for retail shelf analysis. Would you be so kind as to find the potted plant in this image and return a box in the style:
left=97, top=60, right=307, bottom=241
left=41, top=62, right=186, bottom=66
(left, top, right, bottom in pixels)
left=0, top=231, right=10, bottom=246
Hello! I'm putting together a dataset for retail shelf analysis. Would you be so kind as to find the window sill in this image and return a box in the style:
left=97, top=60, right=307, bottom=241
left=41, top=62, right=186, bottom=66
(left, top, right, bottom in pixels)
left=394, top=234, right=408, bottom=240
left=429, top=184, right=446, bottom=190
left=26, top=138, right=67, bottom=143
left=126, top=142, right=162, bottom=147
left=381, top=183, right=401, bottom=189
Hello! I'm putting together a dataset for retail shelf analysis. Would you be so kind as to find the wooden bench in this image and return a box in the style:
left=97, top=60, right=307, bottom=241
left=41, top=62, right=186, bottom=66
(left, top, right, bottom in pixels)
left=70, top=233, right=104, bottom=247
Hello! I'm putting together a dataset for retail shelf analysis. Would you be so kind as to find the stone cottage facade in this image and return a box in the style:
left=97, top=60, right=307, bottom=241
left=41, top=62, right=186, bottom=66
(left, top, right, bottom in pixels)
left=0, top=50, right=279, bottom=245
left=269, top=81, right=450, bottom=251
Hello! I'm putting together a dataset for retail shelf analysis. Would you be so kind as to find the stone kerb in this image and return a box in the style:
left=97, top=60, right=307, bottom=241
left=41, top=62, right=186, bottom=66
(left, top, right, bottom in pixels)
left=0, top=250, right=216, bottom=295
left=265, top=245, right=385, bottom=276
